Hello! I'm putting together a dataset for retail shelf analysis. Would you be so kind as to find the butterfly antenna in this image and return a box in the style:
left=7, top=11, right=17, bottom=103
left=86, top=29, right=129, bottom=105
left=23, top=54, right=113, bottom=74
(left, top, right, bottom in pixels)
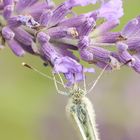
left=87, top=64, right=108, bottom=94
left=56, top=70, right=67, bottom=89
left=22, top=62, right=63, bottom=86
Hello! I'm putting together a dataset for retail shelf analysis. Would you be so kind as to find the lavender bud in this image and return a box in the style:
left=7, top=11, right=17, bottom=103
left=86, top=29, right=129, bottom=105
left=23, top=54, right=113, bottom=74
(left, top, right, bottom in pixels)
left=122, top=17, right=140, bottom=38
left=117, top=42, right=128, bottom=52
left=80, top=49, right=93, bottom=61
left=2, top=26, right=15, bottom=40
left=77, top=17, right=96, bottom=36
left=78, top=36, right=90, bottom=49
left=37, top=32, right=50, bottom=44
left=132, top=56, right=140, bottom=73
left=7, top=39, right=25, bottom=56
left=3, top=0, right=14, bottom=6
left=13, top=28, right=33, bottom=46
left=47, top=2, right=71, bottom=27
left=3, top=5, right=14, bottom=19
left=95, top=32, right=121, bottom=43
left=92, top=20, right=119, bottom=37
left=88, top=46, right=111, bottom=63
left=39, top=10, right=52, bottom=26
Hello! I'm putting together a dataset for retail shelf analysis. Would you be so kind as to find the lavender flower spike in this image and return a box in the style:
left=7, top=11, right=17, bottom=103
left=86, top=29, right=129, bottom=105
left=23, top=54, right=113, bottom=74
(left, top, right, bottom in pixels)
left=37, top=32, right=88, bottom=85
left=1, top=0, right=140, bottom=139
left=1, top=0, right=140, bottom=82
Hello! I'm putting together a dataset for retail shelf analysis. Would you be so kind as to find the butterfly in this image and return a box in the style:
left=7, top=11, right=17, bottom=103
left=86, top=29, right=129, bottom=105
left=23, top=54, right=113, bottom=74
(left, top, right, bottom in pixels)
left=22, top=58, right=132, bottom=140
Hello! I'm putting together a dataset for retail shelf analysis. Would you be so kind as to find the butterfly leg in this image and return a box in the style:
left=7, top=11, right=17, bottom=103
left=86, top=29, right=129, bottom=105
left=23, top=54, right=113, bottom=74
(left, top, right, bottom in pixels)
left=52, top=72, right=68, bottom=96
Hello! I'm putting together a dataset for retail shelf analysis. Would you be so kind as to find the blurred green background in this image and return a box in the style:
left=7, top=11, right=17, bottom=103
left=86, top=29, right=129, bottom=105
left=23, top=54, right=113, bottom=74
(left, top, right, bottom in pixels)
left=0, top=0, right=140, bottom=140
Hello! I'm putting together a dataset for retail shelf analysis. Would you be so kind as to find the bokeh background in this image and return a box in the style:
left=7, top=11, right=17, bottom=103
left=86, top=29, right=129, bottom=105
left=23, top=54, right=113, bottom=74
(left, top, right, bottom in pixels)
left=0, top=0, right=140, bottom=140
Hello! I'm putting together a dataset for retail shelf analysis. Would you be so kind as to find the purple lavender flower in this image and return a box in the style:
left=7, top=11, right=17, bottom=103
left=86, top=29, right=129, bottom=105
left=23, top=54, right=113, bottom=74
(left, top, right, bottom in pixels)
left=37, top=31, right=94, bottom=85
left=0, top=0, right=97, bottom=84
left=1, top=0, right=140, bottom=84
left=77, top=13, right=122, bottom=70
left=110, top=16, right=140, bottom=73
left=121, top=16, right=140, bottom=53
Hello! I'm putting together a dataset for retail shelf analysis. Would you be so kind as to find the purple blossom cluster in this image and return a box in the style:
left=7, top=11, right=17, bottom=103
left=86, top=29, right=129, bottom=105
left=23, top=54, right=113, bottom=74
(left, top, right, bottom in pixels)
left=0, top=0, right=140, bottom=85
